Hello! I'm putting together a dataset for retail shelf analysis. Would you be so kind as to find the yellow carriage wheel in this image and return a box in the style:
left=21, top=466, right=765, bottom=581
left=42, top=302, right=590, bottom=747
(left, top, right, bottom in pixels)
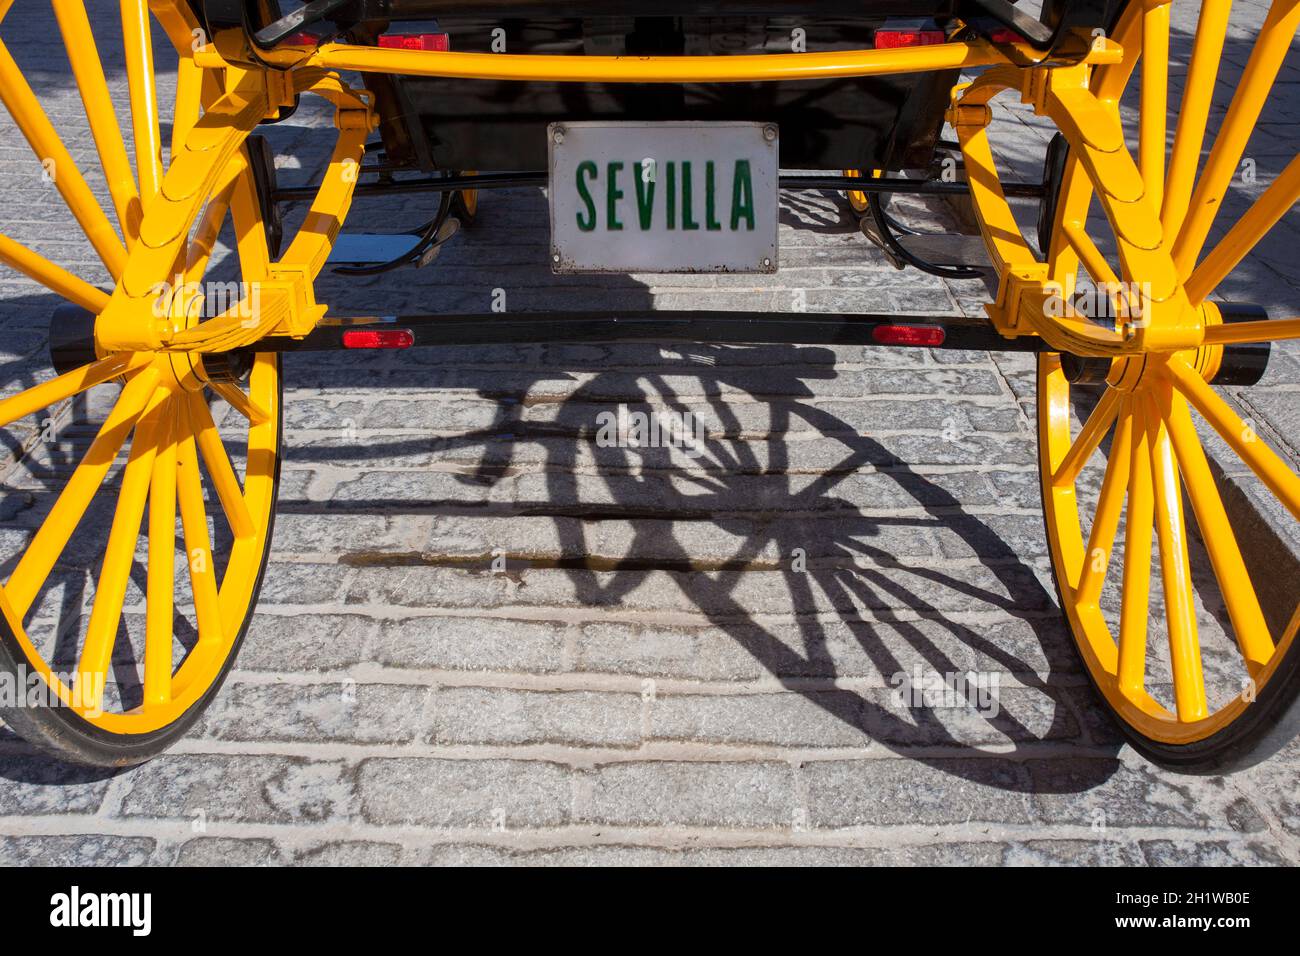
left=453, top=170, right=479, bottom=225
left=842, top=168, right=872, bottom=214
left=0, top=0, right=302, bottom=764
left=1033, top=0, right=1300, bottom=770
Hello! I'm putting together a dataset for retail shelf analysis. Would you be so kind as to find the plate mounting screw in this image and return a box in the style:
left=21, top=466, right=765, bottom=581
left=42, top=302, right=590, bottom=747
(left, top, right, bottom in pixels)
left=553, top=127, right=565, bottom=144
left=763, top=125, right=777, bottom=142
left=762, top=257, right=773, bottom=268
left=553, top=253, right=561, bottom=263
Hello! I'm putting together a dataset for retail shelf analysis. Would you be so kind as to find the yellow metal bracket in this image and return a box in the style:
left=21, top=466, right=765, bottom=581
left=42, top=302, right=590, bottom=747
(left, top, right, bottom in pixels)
left=951, top=51, right=1204, bottom=357
left=94, top=65, right=374, bottom=354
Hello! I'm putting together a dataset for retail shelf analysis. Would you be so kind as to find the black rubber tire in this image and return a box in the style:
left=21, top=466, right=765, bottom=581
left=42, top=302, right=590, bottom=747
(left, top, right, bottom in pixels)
left=0, top=356, right=283, bottom=767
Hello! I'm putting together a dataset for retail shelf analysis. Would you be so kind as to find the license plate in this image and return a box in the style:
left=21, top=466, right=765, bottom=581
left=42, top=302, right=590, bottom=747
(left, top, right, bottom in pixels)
left=549, top=121, right=779, bottom=274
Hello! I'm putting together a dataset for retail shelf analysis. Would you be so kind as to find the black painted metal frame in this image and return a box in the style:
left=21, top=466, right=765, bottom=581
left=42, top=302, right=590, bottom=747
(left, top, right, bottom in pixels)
left=273, top=171, right=1046, bottom=204
left=265, top=310, right=1044, bottom=352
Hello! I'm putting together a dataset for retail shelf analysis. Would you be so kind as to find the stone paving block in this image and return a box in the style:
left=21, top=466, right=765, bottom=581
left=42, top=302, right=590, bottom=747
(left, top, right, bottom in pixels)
left=195, top=682, right=433, bottom=745
left=115, top=755, right=354, bottom=825
left=1138, top=840, right=1288, bottom=866
left=174, top=838, right=281, bottom=867
left=236, top=613, right=377, bottom=672
left=582, top=761, right=797, bottom=828
left=358, top=757, right=572, bottom=828
left=801, top=758, right=1035, bottom=827
left=649, top=691, right=873, bottom=749
left=1026, top=759, right=1224, bottom=829
left=0, top=756, right=113, bottom=815
left=372, top=615, right=570, bottom=673
left=290, top=840, right=407, bottom=866
left=0, top=835, right=157, bottom=867
left=1000, top=839, right=1147, bottom=866
left=428, top=687, right=644, bottom=747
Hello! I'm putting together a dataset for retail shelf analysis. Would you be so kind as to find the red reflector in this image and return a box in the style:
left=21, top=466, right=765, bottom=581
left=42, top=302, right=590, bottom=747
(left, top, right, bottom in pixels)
left=378, top=32, right=450, bottom=51
left=282, top=31, right=317, bottom=46
left=871, top=324, right=946, bottom=347
left=341, top=328, right=415, bottom=349
left=874, top=29, right=946, bottom=49
left=988, top=28, right=1020, bottom=43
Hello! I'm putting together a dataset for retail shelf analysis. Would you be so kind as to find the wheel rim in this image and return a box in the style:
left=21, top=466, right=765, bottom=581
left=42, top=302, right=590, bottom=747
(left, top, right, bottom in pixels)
left=460, top=170, right=479, bottom=218
left=842, top=168, right=870, bottom=214
left=1036, top=0, right=1300, bottom=745
left=0, top=1, right=288, bottom=735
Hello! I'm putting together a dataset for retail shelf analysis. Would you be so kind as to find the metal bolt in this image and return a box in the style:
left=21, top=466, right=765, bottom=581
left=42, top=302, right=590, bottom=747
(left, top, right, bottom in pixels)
left=553, top=127, right=565, bottom=144
left=763, top=125, right=777, bottom=142
left=762, top=257, right=773, bottom=268
left=553, top=253, right=561, bottom=263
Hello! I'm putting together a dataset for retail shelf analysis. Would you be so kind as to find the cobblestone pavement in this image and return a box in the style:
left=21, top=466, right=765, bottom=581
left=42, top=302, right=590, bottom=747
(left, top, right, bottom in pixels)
left=0, top=3, right=1298, bottom=866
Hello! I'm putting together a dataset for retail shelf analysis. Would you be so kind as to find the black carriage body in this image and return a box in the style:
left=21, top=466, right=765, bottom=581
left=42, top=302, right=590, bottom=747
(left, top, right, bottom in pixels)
left=364, top=3, right=963, bottom=173
left=200, top=1, right=1124, bottom=174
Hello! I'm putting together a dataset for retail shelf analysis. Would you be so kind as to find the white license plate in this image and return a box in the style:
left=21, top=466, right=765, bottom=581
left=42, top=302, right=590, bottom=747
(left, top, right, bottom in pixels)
left=548, top=121, right=779, bottom=274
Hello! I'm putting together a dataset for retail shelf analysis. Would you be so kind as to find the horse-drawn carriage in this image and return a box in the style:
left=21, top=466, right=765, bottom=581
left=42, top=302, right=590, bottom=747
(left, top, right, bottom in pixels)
left=0, top=0, right=1298, bottom=771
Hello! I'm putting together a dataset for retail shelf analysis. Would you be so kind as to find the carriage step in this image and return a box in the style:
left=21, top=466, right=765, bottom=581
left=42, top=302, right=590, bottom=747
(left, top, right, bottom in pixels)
left=327, top=232, right=426, bottom=266
left=327, top=218, right=462, bottom=269
left=894, top=233, right=991, bottom=268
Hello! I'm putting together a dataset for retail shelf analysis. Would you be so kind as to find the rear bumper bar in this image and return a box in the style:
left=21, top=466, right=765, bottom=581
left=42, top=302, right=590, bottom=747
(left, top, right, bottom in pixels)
left=269, top=311, right=1044, bottom=352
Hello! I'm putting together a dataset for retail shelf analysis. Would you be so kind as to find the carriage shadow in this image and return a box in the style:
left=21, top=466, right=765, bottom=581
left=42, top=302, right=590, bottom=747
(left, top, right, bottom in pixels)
left=268, top=333, right=1126, bottom=793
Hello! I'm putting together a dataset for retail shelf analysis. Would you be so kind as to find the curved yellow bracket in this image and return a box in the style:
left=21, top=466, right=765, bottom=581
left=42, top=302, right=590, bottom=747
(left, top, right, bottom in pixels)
left=950, top=57, right=1203, bottom=357
left=94, top=69, right=376, bottom=355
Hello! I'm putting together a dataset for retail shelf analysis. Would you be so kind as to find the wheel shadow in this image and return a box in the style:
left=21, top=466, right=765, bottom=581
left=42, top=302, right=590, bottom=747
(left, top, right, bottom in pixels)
left=274, top=336, right=1125, bottom=793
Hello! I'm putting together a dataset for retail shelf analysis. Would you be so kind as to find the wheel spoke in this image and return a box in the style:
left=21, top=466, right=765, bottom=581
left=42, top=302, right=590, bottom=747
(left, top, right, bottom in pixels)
left=1053, top=386, right=1121, bottom=487
left=209, top=380, right=271, bottom=426
left=176, top=425, right=222, bottom=655
left=1172, top=0, right=1300, bottom=276
left=1185, top=155, right=1300, bottom=304
left=171, top=56, right=203, bottom=161
left=187, top=391, right=255, bottom=539
left=185, top=177, right=236, bottom=283
left=0, top=39, right=128, bottom=277
left=1167, top=356, right=1300, bottom=522
left=1118, top=395, right=1154, bottom=698
left=0, top=352, right=149, bottom=432
left=51, top=0, right=142, bottom=244
left=121, top=0, right=164, bottom=208
left=143, top=402, right=178, bottom=707
left=1075, top=396, right=1133, bottom=607
left=1062, top=219, right=1121, bottom=289
left=1140, top=0, right=1171, bottom=214
left=74, top=385, right=171, bottom=708
left=1148, top=393, right=1208, bottom=722
left=229, top=150, right=272, bottom=275
left=0, top=232, right=110, bottom=313
left=1163, top=385, right=1275, bottom=670
left=1162, top=0, right=1232, bottom=239
left=4, top=367, right=161, bottom=618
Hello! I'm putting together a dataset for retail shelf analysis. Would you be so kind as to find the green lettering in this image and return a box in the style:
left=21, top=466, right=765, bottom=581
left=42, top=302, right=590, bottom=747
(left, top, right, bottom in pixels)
left=634, top=161, right=656, bottom=230
left=705, top=160, right=721, bottom=230
left=730, top=160, right=755, bottom=231
left=666, top=162, right=676, bottom=230
left=606, top=161, right=624, bottom=231
left=681, top=161, right=699, bottom=230
left=575, top=161, right=597, bottom=231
